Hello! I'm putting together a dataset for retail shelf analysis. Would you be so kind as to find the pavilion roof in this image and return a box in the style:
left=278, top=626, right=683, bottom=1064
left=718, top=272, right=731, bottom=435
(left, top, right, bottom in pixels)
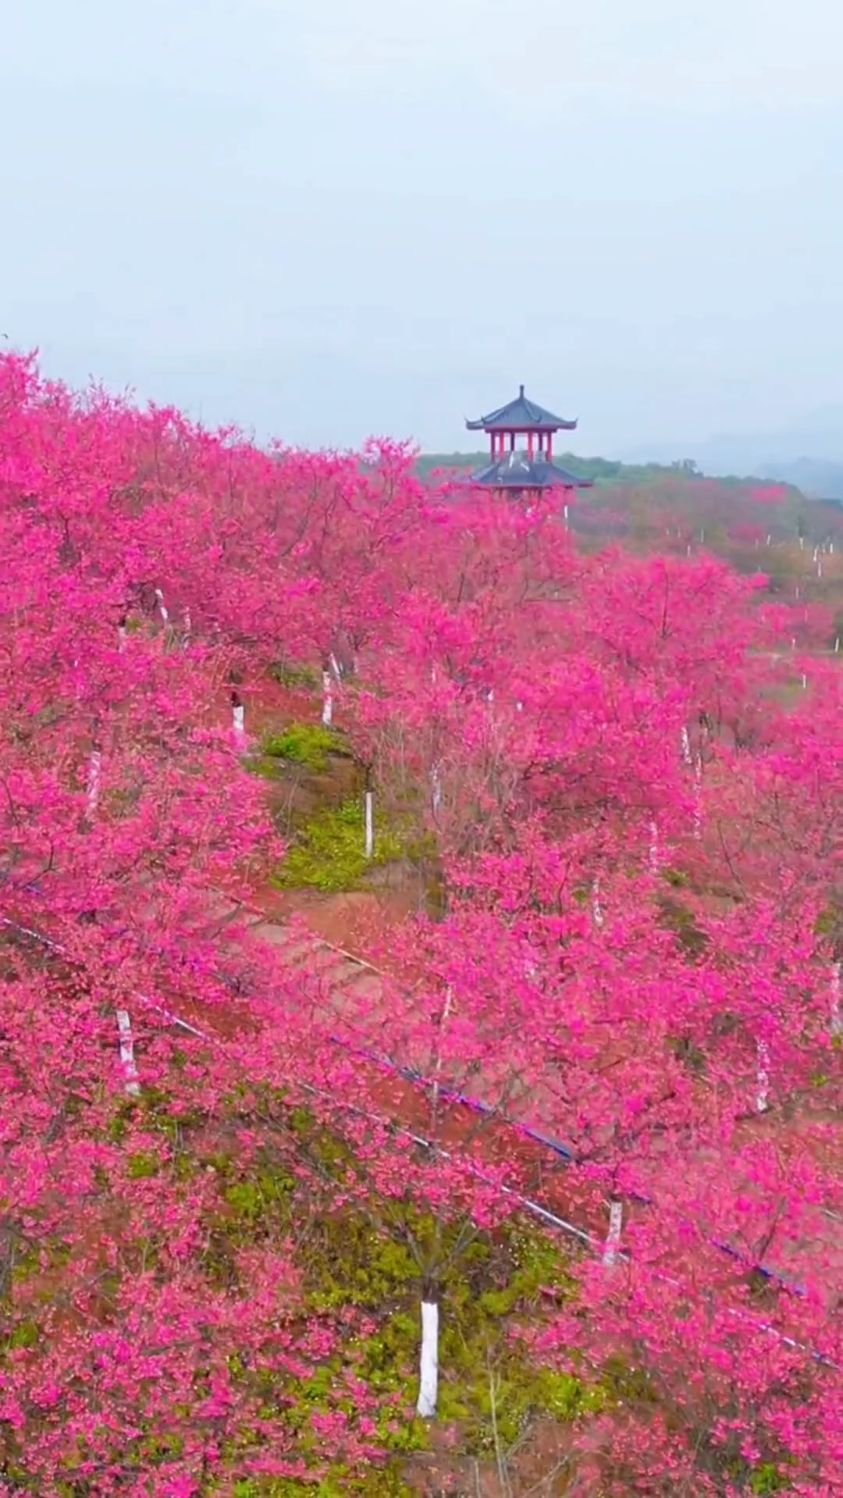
left=466, top=385, right=578, bottom=432
left=470, top=451, right=592, bottom=490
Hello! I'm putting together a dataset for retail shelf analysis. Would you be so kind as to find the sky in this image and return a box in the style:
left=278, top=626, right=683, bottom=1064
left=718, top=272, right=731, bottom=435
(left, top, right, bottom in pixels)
left=2, top=0, right=843, bottom=458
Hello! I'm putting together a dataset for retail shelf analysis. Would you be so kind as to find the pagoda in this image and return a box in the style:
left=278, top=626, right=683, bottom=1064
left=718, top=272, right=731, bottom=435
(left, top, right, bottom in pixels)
left=466, top=385, right=591, bottom=498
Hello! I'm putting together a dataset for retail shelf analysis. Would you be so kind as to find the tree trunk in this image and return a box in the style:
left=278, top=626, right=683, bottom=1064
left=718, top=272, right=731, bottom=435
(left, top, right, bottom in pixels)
left=86, top=750, right=102, bottom=814
left=831, top=961, right=841, bottom=1040
left=321, top=670, right=333, bottom=727
left=648, top=820, right=659, bottom=873
left=430, top=763, right=443, bottom=815
left=416, top=1296, right=439, bottom=1418
left=591, top=878, right=604, bottom=929
left=693, top=755, right=703, bottom=841
left=364, top=789, right=374, bottom=859
left=231, top=693, right=246, bottom=744
left=116, top=1009, right=141, bottom=1097
left=603, top=1200, right=623, bottom=1267
left=755, top=1039, right=770, bottom=1113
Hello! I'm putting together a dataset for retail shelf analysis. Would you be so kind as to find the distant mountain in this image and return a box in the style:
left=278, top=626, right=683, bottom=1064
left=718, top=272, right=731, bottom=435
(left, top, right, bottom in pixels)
left=620, top=408, right=843, bottom=496
left=755, top=457, right=843, bottom=500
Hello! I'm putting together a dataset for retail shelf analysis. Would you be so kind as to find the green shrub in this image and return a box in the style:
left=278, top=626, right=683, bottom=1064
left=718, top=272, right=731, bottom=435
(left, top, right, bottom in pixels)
left=749, top=1463, right=788, bottom=1495
left=261, top=722, right=345, bottom=773
left=6, top=1319, right=39, bottom=1350
left=269, top=662, right=320, bottom=690
left=126, top=1151, right=160, bottom=1179
left=657, top=895, right=709, bottom=958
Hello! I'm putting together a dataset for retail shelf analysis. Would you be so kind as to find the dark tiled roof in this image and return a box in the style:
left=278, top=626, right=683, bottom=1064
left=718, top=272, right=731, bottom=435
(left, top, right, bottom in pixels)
left=466, top=385, right=577, bottom=432
left=470, top=451, right=592, bottom=490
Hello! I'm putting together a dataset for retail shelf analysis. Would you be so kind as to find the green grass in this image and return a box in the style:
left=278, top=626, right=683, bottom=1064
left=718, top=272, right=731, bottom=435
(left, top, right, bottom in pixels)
left=214, top=1154, right=593, bottom=1473
left=273, top=798, right=404, bottom=892
left=248, top=721, right=349, bottom=781
left=3, top=1085, right=603, bottom=1496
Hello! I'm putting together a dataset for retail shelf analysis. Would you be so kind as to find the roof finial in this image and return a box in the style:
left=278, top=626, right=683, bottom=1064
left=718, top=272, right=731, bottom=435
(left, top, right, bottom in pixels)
left=519, top=384, right=525, bottom=398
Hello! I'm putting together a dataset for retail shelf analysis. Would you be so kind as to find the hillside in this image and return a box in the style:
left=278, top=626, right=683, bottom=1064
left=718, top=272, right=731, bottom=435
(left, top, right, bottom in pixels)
left=418, top=451, right=843, bottom=559
left=1, top=354, right=841, bottom=1497
left=418, top=449, right=843, bottom=498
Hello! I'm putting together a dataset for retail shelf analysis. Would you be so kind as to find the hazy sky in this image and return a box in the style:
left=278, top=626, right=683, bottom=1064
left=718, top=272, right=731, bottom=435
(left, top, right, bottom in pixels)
left=3, top=0, right=843, bottom=456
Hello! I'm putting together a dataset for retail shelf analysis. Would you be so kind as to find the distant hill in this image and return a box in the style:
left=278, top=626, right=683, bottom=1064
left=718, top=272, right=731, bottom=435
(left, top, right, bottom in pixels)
left=756, top=457, right=843, bottom=500
left=419, top=448, right=843, bottom=501
left=417, top=451, right=726, bottom=487
left=619, top=409, right=843, bottom=498
left=416, top=450, right=819, bottom=496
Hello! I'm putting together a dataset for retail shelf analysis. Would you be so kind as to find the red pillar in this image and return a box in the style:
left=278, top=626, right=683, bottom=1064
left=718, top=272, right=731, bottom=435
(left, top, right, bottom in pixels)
left=547, top=432, right=553, bottom=459
left=528, top=431, right=535, bottom=457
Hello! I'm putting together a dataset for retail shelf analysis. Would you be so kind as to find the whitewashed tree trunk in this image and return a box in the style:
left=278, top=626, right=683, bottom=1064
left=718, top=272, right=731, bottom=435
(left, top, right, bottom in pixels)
left=693, top=755, right=703, bottom=841
left=86, top=750, right=102, bottom=814
left=831, top=961, right=842, bottom=1040
left=591, top=878, right=604, bottom=929
left=232, top=703, right=246, bottom=742
left=154, top=587, right=169, bottom=624
left=801, top=673, right=808, bottom=691
left=602, top=1200, right=623, bottom=1267
left=431, top=986, right=453, bottom=1116
left=563, top=503, right=569, bottom=527
left=364, top=789, right=374, bottom=859
left=756, top=1040, right=770, bottom=1114
left=430, top=763, right=443, bottom=815
left=321, top=670, right=333, bottom=727
left=835, top=636, right=840, bottom=654
left=329, top=651, right=342, bottom=684
left=416, top=1298, right=439, bottom=1418
left=117, top=624, right=127, bottom=652
left=648, top=820, right=660, bottom=874
left=680, top=726, right=693, bottom=766
left=116, top=1009, right=141, bottom=1097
